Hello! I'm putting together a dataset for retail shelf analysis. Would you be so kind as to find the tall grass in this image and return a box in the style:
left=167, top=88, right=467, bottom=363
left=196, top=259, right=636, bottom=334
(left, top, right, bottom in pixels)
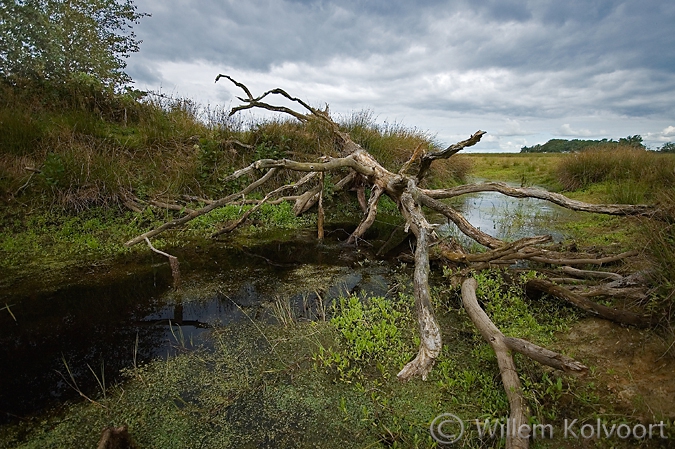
left=556, top=145, right=675, bottom=202
left=557, top=145, right=675, bottom=315
left=643, top=190, right=675, bottom=317
left=1, top=83, right=470, bottom=211
left=339, top=110, right=471, bottom=185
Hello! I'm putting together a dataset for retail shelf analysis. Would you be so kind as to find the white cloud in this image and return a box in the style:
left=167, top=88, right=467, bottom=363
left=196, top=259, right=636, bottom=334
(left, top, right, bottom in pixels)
left=558, top=124, right=595, bottom=137
left=127, top=0, right=675, bottom=152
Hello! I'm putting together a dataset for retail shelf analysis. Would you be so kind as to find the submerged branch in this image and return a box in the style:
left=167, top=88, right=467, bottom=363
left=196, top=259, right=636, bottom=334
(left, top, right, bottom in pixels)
left=144, top=237, right=180, bottom=289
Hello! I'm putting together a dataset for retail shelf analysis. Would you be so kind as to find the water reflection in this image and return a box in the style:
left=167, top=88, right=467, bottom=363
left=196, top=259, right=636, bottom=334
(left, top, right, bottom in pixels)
left=435, top=190, right=574, bottom=245
left=0, top=234, right=392, bottom=423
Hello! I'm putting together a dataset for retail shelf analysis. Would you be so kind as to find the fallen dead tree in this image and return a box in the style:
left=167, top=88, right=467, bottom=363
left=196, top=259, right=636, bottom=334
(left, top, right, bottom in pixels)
left=125, top=78, right=659, bottom=445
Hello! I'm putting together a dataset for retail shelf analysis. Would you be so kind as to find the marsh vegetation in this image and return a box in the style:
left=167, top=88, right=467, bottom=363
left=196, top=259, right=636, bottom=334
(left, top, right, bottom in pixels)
left=1, top=76, right=674, bottom=449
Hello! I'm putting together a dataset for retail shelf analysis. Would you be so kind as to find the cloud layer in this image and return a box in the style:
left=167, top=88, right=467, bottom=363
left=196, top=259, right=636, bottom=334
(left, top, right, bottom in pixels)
left=127, top=0, right=675, bottom=151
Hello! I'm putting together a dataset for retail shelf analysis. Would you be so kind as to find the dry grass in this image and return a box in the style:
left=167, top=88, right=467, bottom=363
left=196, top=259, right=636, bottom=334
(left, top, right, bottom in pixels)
left=556, top=145, right=675, bottom=194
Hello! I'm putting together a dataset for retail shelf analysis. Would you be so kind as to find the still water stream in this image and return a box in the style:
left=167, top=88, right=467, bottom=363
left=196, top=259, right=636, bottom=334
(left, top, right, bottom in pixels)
left=0, top=188, right=575, bottom=423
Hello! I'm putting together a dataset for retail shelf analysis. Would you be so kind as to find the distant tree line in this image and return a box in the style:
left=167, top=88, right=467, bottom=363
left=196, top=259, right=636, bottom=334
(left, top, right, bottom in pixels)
left=520, top=135, right=647, bottom=153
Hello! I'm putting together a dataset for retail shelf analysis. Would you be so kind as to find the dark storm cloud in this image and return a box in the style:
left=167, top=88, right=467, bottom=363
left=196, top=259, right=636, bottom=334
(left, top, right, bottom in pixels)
left=132, top=0, right=429, bottom=70
left=127, top=0, right=675, bottom=148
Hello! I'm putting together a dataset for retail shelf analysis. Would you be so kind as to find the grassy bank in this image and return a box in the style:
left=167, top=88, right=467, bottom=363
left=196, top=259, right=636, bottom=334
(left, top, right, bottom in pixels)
left=0, top=83, right=471, bottom=288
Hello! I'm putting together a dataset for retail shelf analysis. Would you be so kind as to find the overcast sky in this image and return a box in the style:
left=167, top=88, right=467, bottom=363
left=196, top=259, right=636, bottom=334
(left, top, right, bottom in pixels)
left=126, top=0, right=675, bottom=152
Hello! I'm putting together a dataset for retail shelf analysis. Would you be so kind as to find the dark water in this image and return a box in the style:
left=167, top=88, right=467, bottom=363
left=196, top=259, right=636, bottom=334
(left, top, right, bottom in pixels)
left=0, top=190, right=570, bottom=423
left=0, top=228, right=394, bottom=424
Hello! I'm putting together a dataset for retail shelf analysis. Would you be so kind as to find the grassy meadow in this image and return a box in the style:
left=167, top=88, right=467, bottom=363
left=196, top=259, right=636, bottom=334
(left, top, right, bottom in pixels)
left=2, top=83, right=675, bottom=448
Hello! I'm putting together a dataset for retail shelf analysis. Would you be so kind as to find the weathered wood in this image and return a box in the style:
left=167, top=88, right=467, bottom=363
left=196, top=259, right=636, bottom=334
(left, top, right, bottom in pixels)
left=529, top=250, right=638, bottom=266
left=417, top=192, right=504, bottom=249
left=397, top=188, right=442, bottom=381
left=423, top=181, right=656, bottom=217
left=525, top=279, right=652, bottom=327
left=461, top=278, right=529, bottom=449
left=144, top=237, right=180, bottom=289
left=254, top=155, right=375, bottom=177
left=293, top=171, right=357, bottom=215
left=125, top=168, right=279, bottom=247
left=502, top=337, right=588, bottom=374
left=441, top=235, right=552, bottom=263
left=211, top=172, right=316, bottom=237
left=559, top=266, right=623, bottom=281
left=347, top=185, right=383, bottom=245
left=416, top=131, right=486, bottom=181
left=317, top=172, right=325, bottom=240
left=574, top=286, right=647, bottom=301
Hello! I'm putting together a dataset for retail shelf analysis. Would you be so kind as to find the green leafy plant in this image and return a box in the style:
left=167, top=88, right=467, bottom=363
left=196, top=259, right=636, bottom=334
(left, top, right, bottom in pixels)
left=314, top=294, right=415, bottom=382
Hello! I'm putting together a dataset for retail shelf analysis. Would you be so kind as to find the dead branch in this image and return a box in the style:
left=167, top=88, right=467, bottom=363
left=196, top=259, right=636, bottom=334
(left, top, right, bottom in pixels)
left=318, top=172, right=325, bottom=240
left=211, top=173, right=316, bottom=237
left=417, top=131, right=486, bottom=181
left=423, top=182, right=657, bottom=217
left=571, top=286, right=647, bottom=301
left=347, top=185, right=384, bottom=245
left=144, top=237, right=180, bottom=288
left=417, top=192, right=505, bottom=249
left=525, top=279, right=652, bottom=327
left=558, top=266, right=623, bottom=281
left=502, top=337, right=588, bottom=374
left=528, top=250, right=638, bottom=266
left=253, top=156, right=375, bottom=177
left=397, top=188, right=442, bottom=381
left=399, top=142, right=426, bottom=175
left=125, top=168, right=279, bottom=247
left=461, top=278, right=529, bottom=449
left=148, top=199, right=195, bottom=215
left=441, top=235, right=552, bottom=264
left=293, top=171, right=357, bottom=215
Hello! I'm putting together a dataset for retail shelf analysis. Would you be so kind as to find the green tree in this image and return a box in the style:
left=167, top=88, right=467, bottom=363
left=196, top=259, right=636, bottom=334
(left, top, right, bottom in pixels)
left=0, top=0, right=147, bottom=89
left=618, top=134, right=645, bottom=148
left=660, top=142, right=675, bottom=153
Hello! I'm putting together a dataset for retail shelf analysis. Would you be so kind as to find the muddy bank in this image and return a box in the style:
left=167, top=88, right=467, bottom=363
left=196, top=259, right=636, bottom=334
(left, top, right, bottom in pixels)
left=557, top=318, right=675, bottom=422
